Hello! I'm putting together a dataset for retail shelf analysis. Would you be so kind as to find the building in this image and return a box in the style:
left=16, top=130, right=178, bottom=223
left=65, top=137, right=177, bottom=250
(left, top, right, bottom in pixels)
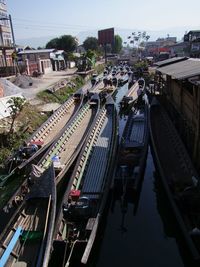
left=50, top=50, right=66, bottom=71
left=18, top=49, right=67, bottom=75
left=0, top=0, right=14, bottom=74
left=144, top=37, right=177, bottom=60
left=184, top=30, right=200, bottom=58
left=155, top=57, right=200, bottom=171
left=168, top=41, right=189, bottom=57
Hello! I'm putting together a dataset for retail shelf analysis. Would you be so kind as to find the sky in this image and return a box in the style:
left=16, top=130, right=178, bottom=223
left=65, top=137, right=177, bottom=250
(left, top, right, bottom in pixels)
left=6, top=0, right=200, bottom=45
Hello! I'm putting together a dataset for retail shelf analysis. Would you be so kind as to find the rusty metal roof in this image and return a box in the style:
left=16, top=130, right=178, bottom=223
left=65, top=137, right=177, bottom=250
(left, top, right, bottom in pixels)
left=157, top=58, right=200, bottom=79
left=155, top=57, right=188, bottom=67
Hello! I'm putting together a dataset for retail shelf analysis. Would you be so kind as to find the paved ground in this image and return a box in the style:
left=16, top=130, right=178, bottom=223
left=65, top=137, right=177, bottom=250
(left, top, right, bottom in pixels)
left=20, top=68, right=77, bottom=101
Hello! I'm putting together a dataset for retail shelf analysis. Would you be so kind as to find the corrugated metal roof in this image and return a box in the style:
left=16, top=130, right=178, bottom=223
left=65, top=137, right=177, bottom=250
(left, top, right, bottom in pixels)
left=82, top=113, right=112, bottom=196
left=155, top=57, right=188, bottom=67
left=18, top=49, right=55, bottom=55
left=157, top=58, right=200, bottom=79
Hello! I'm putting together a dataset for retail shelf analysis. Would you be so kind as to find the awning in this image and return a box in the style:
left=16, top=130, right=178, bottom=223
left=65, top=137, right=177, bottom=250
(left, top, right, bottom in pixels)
left=157, top=58, right=200, bottom=80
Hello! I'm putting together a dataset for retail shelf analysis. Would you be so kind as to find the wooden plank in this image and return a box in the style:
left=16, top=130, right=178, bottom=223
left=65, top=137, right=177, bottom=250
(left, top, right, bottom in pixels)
left=0, top=226, right=23, bottom=266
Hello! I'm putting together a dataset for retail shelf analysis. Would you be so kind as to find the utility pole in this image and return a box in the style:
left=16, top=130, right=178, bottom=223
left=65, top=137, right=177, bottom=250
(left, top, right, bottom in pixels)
left=9, top=14, right=16, bottom=48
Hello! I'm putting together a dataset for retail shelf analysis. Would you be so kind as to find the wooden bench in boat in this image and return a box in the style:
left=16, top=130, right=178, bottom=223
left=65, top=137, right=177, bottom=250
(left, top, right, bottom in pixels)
left=0, top=226, right=23, bottom=266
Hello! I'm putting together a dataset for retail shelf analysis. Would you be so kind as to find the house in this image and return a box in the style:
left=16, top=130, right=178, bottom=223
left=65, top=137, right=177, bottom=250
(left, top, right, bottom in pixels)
left=155, top=58, right=200, bottom=171
left=18, top=49, right=54, bottom=75
left=50, top=50, right=66, bottom=71
left=18, top=49, right=67, bottom=75
left=168, top=42, right=189, bottom=57
left=144, top=37, right=177, bottom=60
left=184, top=30, right=200, bottom=58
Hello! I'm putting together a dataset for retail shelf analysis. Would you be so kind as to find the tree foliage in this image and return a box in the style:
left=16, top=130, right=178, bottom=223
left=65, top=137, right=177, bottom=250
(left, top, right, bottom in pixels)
left=83, top=37, right=98, bottom=51
left=113, top=35, right=123, bottom=54
left=7, top=97, right=26, bottom=133
left=46, top=35, right=78, bottom=52
left=46, top=38, right=59, bottom=49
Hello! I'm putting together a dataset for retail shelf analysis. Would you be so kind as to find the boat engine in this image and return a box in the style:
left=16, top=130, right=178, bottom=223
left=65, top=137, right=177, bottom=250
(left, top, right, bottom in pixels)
left=63, top=196, right=92, bottom=221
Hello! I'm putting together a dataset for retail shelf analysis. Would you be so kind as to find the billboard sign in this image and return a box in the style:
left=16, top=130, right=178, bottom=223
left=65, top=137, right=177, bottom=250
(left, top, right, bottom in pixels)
left=98, top=28, right=114, bottom=47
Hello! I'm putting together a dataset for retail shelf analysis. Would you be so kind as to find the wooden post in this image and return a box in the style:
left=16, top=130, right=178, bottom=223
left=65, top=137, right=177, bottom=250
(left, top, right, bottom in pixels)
left=193, top=85, right=200, bottom=162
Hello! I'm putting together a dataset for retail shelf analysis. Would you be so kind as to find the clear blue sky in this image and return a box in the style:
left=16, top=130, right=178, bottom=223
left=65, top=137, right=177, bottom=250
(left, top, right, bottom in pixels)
left=6, top=0, right=200, bottom=41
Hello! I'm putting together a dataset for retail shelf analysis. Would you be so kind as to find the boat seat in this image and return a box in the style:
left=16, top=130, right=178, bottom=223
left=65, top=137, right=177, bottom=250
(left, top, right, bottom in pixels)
left=13, top=262, right=27, bottom=267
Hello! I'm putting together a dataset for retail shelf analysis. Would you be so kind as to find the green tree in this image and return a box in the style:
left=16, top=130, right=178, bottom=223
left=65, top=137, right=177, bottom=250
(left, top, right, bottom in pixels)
left=7, top=97, right=26, bottom=134
left=83, top=37, right=98, bottom=51
left=46, top=38, right=59, bottom=49
left=86, top=49, right=96, bottom=68
left=113, top=35, right=123, bottom=54
left=46, top=35, right=78, bottom=53
left=59, top=35, right=78, bottom=52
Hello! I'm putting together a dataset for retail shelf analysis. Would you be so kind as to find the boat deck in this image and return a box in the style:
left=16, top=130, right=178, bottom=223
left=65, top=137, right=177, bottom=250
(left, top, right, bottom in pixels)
left=82, top=112, right=113, bottom=196
left=123, top=110, right=146, bottom=148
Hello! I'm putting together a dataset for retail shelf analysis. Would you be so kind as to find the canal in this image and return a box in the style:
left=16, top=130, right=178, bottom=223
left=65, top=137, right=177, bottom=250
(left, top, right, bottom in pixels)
left=92, top=82, right=193, bottom=267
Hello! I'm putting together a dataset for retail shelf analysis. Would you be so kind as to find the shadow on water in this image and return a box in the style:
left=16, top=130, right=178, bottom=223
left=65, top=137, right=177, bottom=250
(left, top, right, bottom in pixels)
left=92, top=148, right=187, bottom=267
left=89, top=87, right=196, bottom=267
left=153, top=160, right=198, bottom=267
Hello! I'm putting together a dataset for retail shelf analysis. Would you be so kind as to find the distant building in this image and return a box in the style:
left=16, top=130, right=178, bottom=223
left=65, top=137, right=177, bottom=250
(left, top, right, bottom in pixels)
left=76, top=45, right=85, bottom=54
left=0, top=0, right=14, bottom=75
left=168, top=42, right=189, bottom=57
left=144, top=36, right=177, bottom=60
left=184, top=30, right=200, bottom=58
left=18, top=49, right=54, bottom=75
left=18, top=49, right=67, bottom=75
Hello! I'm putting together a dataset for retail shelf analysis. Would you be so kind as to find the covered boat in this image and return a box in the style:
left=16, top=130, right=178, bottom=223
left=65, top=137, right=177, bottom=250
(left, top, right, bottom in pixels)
left=115, top=96, right=149, bottom=195
left=150, top=97, right=200, bottom=262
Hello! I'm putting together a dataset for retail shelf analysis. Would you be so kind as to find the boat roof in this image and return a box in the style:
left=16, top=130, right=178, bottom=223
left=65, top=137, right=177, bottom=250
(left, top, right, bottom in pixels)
left=81, top=111, right=113, bottom=197
left=26, top=164, right=55, bottom=200
left=105, top=95, right=115, bottom=106
left=123, top=112, right=146, bottom=148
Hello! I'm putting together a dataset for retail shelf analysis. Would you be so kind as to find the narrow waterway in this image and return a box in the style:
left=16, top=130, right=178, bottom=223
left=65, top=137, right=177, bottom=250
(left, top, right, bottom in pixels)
left=93, top=82, right=191, bottom=267
left=94, top=148, right=187, bottom=267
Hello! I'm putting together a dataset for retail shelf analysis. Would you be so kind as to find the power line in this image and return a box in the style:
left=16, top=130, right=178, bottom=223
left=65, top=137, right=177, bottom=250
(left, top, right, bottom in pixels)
left=13, top=23, right=88, bottom=31
left=12, top=17, right=96, bottom=30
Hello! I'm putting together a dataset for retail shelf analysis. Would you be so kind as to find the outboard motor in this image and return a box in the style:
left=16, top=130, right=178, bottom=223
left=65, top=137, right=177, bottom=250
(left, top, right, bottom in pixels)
left=63, top=196, right=91, bottom=221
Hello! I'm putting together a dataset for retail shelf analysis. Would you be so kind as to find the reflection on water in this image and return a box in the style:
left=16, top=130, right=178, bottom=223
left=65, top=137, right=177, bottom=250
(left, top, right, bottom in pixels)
left=93, top=84, right=189, bottom=267
left=94, top=148, right=187, bottom=267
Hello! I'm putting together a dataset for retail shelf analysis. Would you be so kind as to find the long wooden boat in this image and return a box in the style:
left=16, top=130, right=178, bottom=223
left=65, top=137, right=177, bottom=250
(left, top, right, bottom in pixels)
left=1, top=98, right=100, bottom=229
left=0, top=164, right=56, bottom=267
left=149, top=98, right=200, bottom=262
left=118, top=73, right=129, bottom=87
left=50, top=95, right=117, bottom=267
left=115, top=97, right=149, bottom=196
left=120, top=80, right=139, bottom=107
left=7, top=95, right=84, bottom=175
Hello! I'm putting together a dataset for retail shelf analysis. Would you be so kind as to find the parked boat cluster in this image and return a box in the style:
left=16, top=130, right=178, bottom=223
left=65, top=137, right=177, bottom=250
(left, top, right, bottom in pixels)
left=1, top=61, right=200, bottom=267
